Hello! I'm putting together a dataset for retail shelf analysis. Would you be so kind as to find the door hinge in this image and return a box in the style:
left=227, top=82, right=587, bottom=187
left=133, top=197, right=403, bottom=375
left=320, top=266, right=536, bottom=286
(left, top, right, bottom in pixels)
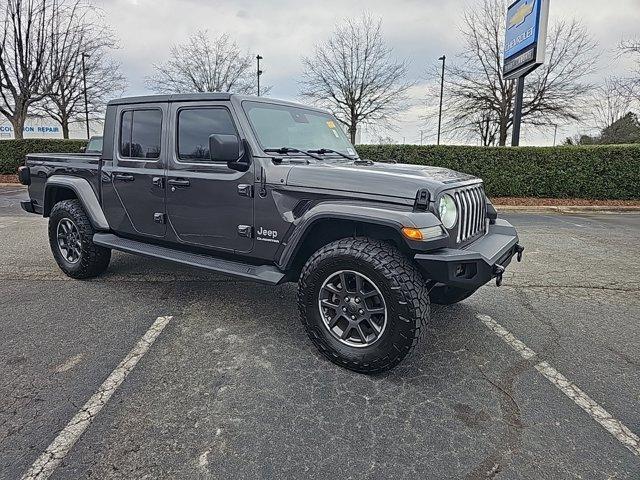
left=152, top=176, right=164, bottom=189
left=237, top=184, right=253, bottom=198
left=237, top=225, right=253, bottom=238
left=154, top=213, right=166, bottom=224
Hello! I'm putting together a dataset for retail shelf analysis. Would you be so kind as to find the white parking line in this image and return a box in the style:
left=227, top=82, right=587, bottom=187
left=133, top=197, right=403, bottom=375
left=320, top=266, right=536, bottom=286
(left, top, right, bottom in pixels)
left=21, top=316, right=173, bottom=480
left=476, top=314, right=640, bottom=457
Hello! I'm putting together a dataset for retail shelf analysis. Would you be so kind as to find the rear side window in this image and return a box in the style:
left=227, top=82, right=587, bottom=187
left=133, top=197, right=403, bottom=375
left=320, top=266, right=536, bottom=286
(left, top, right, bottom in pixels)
left=119, top=109, right=162, bottom=159
left=177, top=108, right=236, bottom=161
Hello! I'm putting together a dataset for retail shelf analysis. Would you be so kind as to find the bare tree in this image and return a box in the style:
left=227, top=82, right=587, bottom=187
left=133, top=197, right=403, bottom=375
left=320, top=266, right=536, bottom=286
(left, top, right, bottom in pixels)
left=590, top=78, right=632, bottom=131
left=37, top=1, right=126, bottom=138
left=429, top=0, right=599, bottom=146
left=617, top=38, right=640, bottom=103
left=146, top=30, right=260, bottom=95
left=299, top=14, right=413, bottom=144
left=0, top=0, right=50, bottom=139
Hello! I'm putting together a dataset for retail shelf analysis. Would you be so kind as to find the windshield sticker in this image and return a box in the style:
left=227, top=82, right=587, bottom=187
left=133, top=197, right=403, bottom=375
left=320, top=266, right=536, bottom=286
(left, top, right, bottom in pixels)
left=326, top=120, right=336, bottom=129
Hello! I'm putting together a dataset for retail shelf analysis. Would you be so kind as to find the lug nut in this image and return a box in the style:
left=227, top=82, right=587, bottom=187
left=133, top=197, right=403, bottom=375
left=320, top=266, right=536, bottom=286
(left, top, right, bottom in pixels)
left=342, top=307, right=347, bottom=312
left=351, top=315, right=356, bottom=320
left=345, top=297, right=350, bottom=302
left=359, top=309, right=364, bottom=315
left=355, top=298, right=361, bottom=304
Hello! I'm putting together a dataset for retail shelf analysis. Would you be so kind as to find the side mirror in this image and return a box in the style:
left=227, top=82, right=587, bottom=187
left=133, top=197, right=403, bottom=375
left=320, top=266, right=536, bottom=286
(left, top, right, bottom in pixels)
left=80, top=146, right=86, bottom=153
left=209, top=134, right=249, bottom=172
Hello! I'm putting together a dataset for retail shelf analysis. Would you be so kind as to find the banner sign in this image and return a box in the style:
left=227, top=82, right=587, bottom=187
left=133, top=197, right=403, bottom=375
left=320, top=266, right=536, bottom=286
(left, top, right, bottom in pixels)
left=503, top=0, right=550, bottom=79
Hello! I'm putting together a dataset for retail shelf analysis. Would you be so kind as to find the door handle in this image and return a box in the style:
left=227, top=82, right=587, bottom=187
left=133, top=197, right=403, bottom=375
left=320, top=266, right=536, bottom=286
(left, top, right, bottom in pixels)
left=167, top=178, right=191, bottom=188
left=113, top=173, right=134, bottom=182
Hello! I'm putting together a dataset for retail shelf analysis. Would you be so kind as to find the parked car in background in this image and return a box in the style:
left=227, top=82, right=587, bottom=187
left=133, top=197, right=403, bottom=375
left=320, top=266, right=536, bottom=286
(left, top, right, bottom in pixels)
left=81, top=136, right=103, bottom=155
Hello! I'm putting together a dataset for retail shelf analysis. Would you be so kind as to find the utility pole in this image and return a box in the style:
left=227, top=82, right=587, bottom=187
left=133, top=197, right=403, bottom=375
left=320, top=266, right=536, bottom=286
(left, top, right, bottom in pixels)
left=420, top=130, right=425, bottom=145
left=256, top=55, right=263, bottom=96
left=553, top=124, right=558, bottom=146
left=437, top=55, right=446, bottom=146
left=82, top=53, right=90, bottom=139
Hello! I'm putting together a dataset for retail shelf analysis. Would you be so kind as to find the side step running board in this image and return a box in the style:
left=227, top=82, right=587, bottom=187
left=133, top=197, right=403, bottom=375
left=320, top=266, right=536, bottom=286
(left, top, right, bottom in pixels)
left=93, top=233, right=285, bottom=285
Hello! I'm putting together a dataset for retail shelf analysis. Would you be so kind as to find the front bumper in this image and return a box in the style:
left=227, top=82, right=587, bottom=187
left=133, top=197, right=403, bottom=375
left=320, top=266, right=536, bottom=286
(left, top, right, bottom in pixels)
left=414, top=219, right=522, bottom=289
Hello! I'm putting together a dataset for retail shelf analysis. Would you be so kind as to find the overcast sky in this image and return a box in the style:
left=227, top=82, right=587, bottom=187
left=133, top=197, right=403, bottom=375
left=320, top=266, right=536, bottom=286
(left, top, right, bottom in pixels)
left=98, top=0, right=640, bottom=145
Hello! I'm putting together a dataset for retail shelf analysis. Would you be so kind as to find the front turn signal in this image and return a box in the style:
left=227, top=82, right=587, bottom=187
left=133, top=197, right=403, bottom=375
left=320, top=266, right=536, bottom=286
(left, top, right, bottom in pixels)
left=402, top=227, right=424, bottom=241
left=402, top=226, right=445, bottom=241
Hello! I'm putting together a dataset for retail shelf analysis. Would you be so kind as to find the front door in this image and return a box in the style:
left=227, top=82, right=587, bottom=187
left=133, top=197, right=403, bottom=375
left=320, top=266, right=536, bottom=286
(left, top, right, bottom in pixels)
left=165, top=103, right=254, bottom=253
left=103, top=105, right=167, bottom=238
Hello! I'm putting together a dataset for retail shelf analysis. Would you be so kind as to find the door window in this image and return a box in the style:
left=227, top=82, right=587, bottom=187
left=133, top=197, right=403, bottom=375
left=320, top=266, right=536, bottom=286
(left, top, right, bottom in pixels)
left=177, top=108, right=237, bottom=161
left=119, top=109, right=162, bottom=159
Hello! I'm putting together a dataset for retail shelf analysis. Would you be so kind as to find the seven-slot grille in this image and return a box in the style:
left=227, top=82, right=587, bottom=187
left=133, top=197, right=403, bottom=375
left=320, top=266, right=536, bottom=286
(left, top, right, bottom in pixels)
left=452, top=184, right=487, bottom=243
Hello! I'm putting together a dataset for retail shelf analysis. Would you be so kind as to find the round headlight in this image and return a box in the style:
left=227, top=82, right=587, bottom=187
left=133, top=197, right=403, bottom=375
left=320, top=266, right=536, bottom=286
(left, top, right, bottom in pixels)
left=438, top=194, right=458, bottom=230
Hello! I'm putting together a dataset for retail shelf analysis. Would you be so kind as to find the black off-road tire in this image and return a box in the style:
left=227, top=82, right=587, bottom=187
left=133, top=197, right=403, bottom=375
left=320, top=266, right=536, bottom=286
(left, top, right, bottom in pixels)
left=429, top=285, right=477, bottom=305
left=48, top=199, right=111, bottom=279
left=298, top=238, right=430, bottom=374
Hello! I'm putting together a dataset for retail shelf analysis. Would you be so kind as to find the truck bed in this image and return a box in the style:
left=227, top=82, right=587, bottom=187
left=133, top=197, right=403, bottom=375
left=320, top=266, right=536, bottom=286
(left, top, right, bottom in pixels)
left=25, top=153, right=101, bottom=210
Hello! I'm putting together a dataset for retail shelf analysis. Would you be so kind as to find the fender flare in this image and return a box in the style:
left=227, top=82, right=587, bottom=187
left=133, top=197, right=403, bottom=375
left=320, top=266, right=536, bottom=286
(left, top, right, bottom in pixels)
left=44, top=176, right=110, bottom=231
left=277, top=201, right=442, bottom=270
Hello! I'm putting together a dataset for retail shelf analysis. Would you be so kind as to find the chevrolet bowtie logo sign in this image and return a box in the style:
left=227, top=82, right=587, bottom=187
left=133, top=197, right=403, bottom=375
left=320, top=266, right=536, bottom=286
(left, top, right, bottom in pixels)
left=508, top=0, right=535, bottom=29
left=503, top=0, right=549, bottom=80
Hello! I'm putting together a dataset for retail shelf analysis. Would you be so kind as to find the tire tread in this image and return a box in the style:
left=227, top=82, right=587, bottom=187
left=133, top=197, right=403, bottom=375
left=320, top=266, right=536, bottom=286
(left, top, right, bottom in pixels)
left=298, top=237, right=430, bottom=373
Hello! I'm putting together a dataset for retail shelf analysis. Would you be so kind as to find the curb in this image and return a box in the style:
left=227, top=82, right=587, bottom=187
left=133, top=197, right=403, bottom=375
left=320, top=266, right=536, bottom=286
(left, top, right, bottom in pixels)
left=495, top=205, right=640, bottom=214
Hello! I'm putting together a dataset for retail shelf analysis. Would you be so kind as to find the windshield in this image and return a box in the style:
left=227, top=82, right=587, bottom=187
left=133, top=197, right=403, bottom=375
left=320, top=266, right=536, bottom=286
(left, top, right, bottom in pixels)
left=243, top=101, right=356, bottom=157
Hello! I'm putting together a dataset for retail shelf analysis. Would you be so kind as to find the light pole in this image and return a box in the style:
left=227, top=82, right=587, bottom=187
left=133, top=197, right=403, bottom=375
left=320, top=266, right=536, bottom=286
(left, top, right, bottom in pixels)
left=81, top=52, right=90, bottom=139
left=553, top=124, right=558, bottom=146
left=256, top=55, right=263, bottom=96
left=437, top=55, right=446, bottom=146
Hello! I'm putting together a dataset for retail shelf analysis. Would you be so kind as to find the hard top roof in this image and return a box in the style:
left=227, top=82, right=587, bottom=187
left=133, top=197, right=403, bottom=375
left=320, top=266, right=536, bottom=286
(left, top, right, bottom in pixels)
left=107, top=93, right=328, bottom=114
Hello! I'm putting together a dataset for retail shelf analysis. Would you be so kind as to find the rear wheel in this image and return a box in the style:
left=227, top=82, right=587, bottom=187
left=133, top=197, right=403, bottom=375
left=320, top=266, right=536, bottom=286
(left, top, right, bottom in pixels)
left=429, top=285, right=477, bottom=305
left=48, top=199, right=111, bottom=279
left=298, top=238, right=430, bottom=374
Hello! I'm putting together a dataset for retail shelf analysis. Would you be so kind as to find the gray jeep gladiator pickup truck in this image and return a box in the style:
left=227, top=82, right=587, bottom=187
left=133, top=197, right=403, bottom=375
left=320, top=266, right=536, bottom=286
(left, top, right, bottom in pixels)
left=18, top=93, right=523, bottom=373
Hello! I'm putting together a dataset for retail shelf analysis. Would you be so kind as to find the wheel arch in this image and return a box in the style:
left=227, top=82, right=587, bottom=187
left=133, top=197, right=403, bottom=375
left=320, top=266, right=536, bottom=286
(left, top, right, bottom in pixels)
left=44, top=177, right=109, bottom=231
left=279, top=204, right=428, bottom=281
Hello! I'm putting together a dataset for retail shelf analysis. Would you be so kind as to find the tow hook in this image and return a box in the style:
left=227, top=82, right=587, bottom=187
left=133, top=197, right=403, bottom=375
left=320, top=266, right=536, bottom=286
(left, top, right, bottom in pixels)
left=493, top=265, right=506, bottom=287
left=515, top=244, right=525, bottom=262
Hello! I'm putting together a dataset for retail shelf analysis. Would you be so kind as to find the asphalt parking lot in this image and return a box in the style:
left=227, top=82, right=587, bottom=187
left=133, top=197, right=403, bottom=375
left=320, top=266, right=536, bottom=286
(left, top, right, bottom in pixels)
left=1, top=184, right=638, bottom=479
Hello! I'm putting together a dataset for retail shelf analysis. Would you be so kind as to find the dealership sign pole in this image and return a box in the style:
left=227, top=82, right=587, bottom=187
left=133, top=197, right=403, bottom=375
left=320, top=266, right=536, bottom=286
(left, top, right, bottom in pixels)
left=504, top=0, right=550, bottom=146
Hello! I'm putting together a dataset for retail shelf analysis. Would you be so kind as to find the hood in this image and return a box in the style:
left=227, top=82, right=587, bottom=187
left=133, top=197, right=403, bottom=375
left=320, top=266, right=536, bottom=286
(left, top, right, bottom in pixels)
left=285, top=160, right=478, bottom=199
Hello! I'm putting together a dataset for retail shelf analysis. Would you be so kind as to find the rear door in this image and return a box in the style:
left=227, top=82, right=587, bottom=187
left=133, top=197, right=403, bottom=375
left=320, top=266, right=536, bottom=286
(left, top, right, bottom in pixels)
left=104, top=105, right=167, bottom=238
left=165, top=102, right=254, bottom=253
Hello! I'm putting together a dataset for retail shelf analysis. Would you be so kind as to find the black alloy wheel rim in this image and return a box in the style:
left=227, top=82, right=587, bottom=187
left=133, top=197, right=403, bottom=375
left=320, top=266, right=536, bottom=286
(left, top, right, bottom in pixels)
left=318, top=270, right=388, bottom=348
left=57, top=218, right=82, bottom=264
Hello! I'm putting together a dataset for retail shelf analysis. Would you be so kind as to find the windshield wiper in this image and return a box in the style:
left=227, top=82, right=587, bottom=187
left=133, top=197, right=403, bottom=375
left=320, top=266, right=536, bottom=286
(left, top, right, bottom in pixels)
left=263, top=147, right=325, bottom=161
left=307, top=148, right=357, bottom=161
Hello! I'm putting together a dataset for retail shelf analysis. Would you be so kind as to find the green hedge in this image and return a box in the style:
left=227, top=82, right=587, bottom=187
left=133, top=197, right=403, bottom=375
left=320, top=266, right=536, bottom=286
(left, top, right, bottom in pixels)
left=356, top=144, right=640, bottom=200
left=0, top=139, right=87, bottom=175
left=2, top=140, right=638, bottom=199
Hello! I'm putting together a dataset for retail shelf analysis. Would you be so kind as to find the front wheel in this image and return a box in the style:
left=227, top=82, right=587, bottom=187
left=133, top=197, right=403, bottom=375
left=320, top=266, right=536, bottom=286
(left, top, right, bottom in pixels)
left=48, top=199, right=111, bottom=279
left=298, top=238, right=430, bottom=374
